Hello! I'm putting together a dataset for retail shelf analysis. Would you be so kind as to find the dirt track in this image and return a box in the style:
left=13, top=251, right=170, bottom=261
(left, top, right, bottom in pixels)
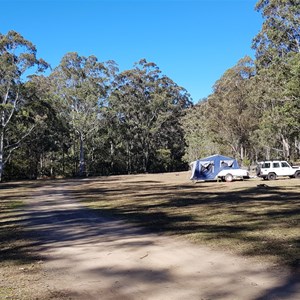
left=16, top=179, right=299, bottom=299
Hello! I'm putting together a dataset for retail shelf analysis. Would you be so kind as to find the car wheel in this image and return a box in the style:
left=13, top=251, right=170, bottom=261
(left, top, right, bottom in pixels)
left=225, top=173, right=233, bottom=182
left=267, top=172, right=276, bottom=180
left=294, top=171, right=300, bottom=179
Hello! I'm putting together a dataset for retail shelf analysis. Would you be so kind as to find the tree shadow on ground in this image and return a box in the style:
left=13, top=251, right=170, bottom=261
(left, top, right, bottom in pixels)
left=1, top=177, right=299, bottom=299
left=68, top=180, right=300, bottom=269
left=68, top=179, right=300, bottom=299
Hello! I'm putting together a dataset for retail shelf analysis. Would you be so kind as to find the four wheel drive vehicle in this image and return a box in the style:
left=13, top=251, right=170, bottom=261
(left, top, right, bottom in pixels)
left=256, top=160, right=300, bottom=180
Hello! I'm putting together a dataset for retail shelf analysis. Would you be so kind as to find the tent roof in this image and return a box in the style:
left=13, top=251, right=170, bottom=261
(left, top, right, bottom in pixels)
left=197, top=154, right=236, bottom=162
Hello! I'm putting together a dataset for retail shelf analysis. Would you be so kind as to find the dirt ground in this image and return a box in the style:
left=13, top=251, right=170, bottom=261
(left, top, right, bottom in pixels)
left=1, top=172, right=300, bottom=299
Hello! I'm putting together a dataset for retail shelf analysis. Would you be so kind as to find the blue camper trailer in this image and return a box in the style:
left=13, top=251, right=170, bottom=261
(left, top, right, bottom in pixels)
left=190, top=154, right=249, bottom=182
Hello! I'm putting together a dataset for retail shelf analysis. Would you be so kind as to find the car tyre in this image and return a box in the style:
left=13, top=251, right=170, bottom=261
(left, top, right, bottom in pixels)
left=267, top=172, right=276, bottom=180
left=225, top=173, right=233, bottom=182
left=294, top=171, right=300, bottom=178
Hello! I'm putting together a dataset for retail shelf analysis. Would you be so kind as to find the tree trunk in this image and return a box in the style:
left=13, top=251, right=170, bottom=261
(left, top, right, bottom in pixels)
left=127, top=142, right=132, bottom=174
left=240, top=145, right=244, bottom=161
left=79, top=134, right=85, bottom=176
left=62, top=149, right=65, bottom=176
left=295, top=138, right=300, bottom=158
left=39, top=152, right=44, bottom=177
left=281, top=135, right=290, bottom=160
left=0, top=129, right=4, bottom=182
left=143, top=148, right=149, bottom=173
left=266, top=146, right=270, bottom=160
left=110, top=141, right=114, bottom=172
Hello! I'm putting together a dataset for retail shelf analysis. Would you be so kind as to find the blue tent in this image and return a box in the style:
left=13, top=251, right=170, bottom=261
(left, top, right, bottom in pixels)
left=190, top=154, right=240, bottom=181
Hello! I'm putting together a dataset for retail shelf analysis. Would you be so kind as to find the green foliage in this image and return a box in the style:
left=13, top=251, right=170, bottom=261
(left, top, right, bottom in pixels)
left=0, top=31, right=49, bottom=181
left=183, top=1, right=300, bottom=164
left=206, top=57, right=257, bottom=160
left=50, top=52, right=117, bottom=176
left=107, top=59, right=192, bottom=174
left=181, top=101, right=222, bottom=162
left=3, top=3, right=300, bottom=181
left=253, top=0, right=300, bottom=67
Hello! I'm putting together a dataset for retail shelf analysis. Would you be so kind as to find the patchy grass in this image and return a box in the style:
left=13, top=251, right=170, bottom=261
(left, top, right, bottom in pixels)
left=0, top=173, right=299, bottom=299
left=0, top=183, right=35, bottom=266
left=0, top=181, right=44, bottom=299
left=67, top=172, right=300, bottom=270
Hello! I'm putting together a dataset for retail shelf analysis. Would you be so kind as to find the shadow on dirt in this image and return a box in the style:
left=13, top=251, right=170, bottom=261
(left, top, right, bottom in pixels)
left=69, top=181, right=300, bottom=268
left=1, top=177, right=299, bottom=299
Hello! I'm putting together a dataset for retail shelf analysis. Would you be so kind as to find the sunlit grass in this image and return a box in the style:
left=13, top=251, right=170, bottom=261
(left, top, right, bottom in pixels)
left=72, top=174, right=300, bottom=269
left=1, top=175, right=299, bottom=273
left=0, top=183, right=38, bottom=266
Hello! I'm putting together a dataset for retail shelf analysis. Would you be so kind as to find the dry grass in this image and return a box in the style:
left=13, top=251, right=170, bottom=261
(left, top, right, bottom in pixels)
left=0, top=172, right=299, bottom=298
left=0, top=181, right=44, bottom=300
left=0, top=183, right=32, bottom=266
left=67, top=172, right=300, bottom=270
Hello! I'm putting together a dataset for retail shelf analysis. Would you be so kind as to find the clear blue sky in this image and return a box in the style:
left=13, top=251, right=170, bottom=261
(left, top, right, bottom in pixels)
left=1, top=0, right=262, bottom=102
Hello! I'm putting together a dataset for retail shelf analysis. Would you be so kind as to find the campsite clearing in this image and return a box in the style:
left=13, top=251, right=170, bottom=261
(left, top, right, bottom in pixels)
left=72, top=172, right=300, bottom=268
left=0, top=172, right=299, bottom=299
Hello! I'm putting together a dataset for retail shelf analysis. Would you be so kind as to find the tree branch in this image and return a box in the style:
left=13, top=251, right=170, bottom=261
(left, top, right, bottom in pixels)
left=4, top=90, right=19, bottom=128
left=4, top=124, right=36, bottom=165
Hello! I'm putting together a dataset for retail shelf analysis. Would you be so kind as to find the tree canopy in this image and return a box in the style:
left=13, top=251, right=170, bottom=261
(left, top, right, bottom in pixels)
left=1, top=0, right=299, bottom=181
left=183, top=0, right=300, bottom=164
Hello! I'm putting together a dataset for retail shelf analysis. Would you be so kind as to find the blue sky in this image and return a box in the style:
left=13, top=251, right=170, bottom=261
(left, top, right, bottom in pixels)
left=1, top=0, right=262, bottom=102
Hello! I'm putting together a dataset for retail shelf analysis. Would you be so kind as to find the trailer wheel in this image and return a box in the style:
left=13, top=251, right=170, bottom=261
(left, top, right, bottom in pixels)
left=225, top=173, right=233, bottom=182
left=267, top=172, right=276, bottom=180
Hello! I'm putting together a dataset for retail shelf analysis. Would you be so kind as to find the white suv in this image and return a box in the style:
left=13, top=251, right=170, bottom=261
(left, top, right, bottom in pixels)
left=257, top=160, right=300, bottom=180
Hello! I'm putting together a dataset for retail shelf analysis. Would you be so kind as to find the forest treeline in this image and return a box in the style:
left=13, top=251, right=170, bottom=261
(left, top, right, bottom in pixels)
left=1, top=0, right=299, bottom=181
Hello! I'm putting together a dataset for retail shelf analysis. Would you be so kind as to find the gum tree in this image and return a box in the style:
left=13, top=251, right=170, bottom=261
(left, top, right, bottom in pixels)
left=108, top=59, right=192, bottom=173
left=252, top=0, right=300, bottom=159
left=0, top=31, right=48, bottom=181
left=50, top=52, right=117, bottom=176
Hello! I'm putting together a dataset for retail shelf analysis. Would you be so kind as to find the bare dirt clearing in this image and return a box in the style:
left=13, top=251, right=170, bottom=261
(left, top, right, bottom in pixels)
left=1, top=172, right=299, bottom=299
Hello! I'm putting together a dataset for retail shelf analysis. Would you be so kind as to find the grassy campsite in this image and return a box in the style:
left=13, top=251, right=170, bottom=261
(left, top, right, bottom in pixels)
left=1, top=173, right=300, bottom=298
left=72, top=172, right=300, bottom=268
left=1, top=172, right=299, bottom=268
left=1, top=0, right=300, bottom=298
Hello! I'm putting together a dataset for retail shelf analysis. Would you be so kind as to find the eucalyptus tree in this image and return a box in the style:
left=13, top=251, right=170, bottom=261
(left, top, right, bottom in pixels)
left=108, top=59, right=192, bottom=173
left=153, top=73, right=192, bottom=171
left=4, top=77, right=68, bottom=179
left=22, top=75, right=71, bottom=178
left=50, top=52, right=117, bottom=176
left=0, top=30, right=48, bottom=181
left=286, top=53, right=300, bottom=157
left=252, top=53, right=300, bottom=159
left=253, top=0, right=300, bottom=67
left=206, top=56, right=257, bottom=161
left=250, top=0, right=300, bottom=159
left=181, top=100, right=222, bottom=163
left=108, top=60, right=161, bottom=173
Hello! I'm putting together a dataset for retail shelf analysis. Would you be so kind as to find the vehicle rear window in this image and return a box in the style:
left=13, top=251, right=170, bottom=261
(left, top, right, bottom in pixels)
left=281, top=162, right=289, bottom=167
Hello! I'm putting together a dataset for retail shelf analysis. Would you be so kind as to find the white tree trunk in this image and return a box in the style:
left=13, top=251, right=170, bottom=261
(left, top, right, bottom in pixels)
left=110, top=141, right=114, bottom=171
left=281, top=135, right=290, bottom=159
left=0, top=129, right=4, bottom=182
left=240, top=145, right=244, bottom=161
left=79, top=134, right=85, bottom=176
